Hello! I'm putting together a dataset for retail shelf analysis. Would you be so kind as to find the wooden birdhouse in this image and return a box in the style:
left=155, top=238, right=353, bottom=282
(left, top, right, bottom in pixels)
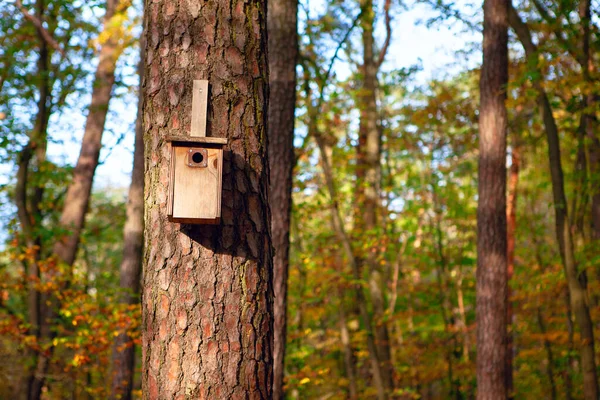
left=166, top=80, right=228, bottom=224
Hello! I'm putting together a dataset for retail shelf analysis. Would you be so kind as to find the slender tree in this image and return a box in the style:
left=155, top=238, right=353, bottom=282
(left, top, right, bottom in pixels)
left=14, top=1, right=52, bottom=396
left=110, top=36, right=145, bottom=400
left=26, top=1, right=131, bottom=398
left=354, top=0, right=394, bottom=392
left=141, top=0, right=273, bottom=398
left=505, top=140, right=519, bottom=399
left=267, top=0, right=298, bottom=398
left=508, top=4, right=599, bottom=398
left=476, top=0, right=508, bottom=398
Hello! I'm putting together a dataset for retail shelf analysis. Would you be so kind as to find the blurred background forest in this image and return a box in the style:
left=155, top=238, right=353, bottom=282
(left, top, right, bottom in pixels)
left=1, top=0, right=599, bottom=398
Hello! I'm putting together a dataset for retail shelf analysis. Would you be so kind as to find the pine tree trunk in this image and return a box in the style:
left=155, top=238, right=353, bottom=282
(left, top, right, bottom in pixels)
left=141, top=1, right=273, bottom=398
left=267, top=0, right=298, bottom=398
left=476, top=0, right=508, bottom=398
left=110, top=37, right=145, bottom=400
left=508, top=6, right=599, bottom=398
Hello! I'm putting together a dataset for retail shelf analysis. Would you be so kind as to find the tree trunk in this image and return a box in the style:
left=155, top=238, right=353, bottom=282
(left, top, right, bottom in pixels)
left=53, top=0, right=123, bottom=266
left=355, top=0, right=394, bottom=392
left=267, top=0, right=298, bottom=398
left=141, top=1, right=273, bottom=398
left=578, top=0, right=600, bottom=242
left=17, top=1, right=51, bottom=396
left=508, top=6, right=599, bottom=399
left=338, top=286, right=358, bottom=400
left=110, top=36, right=145, bottom=400
left=432, top=181, right=461, bottom=398
left=28, top=2, right=131, bottom=398
left=536, top=308, right=557, bottom=400
left=476, top=0, right=508, bottom=398
left=505, top=142, right=519, bottom=399
left=313, top=130, right=387, bottom=400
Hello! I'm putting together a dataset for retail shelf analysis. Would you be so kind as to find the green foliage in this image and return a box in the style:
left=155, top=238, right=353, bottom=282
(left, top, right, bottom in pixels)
left=0, top=0, right=599, bottom=398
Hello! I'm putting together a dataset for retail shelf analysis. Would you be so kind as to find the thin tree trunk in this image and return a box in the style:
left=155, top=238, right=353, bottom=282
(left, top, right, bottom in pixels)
left=563, top=286, right=575, bottom=400
left=456, top=272, right=470, bottom=362
left=314, top=130, right=387, bottom=400
left=509, top=6, right=599, bottom=398
left=29, top=2, right=130, bottom=398
left=267, top=0, right=298, bottom=398
left=20, top=3, right=51, bottom=390
left=536, top=308, right=557, bottom=400
left=431, top=185, right=461, bottom=399
left=53, top=0, right=123, bottom=266
left=578, top=0, right=600, bottom=242
left=355, top=0, right=394, bottom=391
left=529, top=201, right=571, bottom=400
left=505, top=142, right=519, bottom=399
left=338, top=286, right=358, bottom=400
left=476, top=0, right=508, bottom=398
left=110, top=36, right=145, bottom=400
left=16, top=0, right=51, bottom=397
left=141, top=0, right=273, bottom=398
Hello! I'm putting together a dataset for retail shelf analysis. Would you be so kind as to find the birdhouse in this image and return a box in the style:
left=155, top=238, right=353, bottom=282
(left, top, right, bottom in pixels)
left=166, top=80, right=228, bottom=224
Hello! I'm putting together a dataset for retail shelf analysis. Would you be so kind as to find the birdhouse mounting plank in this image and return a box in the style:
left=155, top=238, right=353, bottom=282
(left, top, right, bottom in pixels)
left=166, top=80, right=228, bottom=225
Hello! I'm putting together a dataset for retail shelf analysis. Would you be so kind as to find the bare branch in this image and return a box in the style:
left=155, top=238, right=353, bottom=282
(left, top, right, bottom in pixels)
left=376, top=0, right=392, bottom=69
left=318, top=9, right=364, bottom=111
left=15, top=0, right=66, bottom=57
left=530, top=0, right=583, bottom=65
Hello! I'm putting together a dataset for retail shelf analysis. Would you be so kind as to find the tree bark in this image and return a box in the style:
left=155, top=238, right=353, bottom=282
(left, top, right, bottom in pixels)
left=508, top=5, right=599, bottom=399
left=141, top=1, right=273, bottom=398
left=476, top=0, right=508, bottom=398
left=505, top=142, right=519, bottom=399
left=267, top=0, right=298, bottom=398
left=110, top=36, right=145, bottom=400
left=28, top=2, right=131, bottom=398
left=355, top=0, right=394, bottom=392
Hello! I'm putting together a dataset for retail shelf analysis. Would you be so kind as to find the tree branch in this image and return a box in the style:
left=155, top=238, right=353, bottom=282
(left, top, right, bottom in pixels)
left=529, top=0, right=583, bottom=65
left=376, top=0, right=392, bottom=69
left=15, top=0, right=66, bottom=57
left=318, top=9, right=364, bottom=111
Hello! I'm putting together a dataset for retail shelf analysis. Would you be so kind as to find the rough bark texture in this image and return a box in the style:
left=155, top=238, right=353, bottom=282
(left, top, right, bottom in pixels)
left=476, top=0, right=508, bottom=398
left=505, top=143, right=519, bottom=399
left=111, top=40, right=145, bottom=400
left=355, top=0, right=394, bottom=392
left=141, top=1, right=273, bottom=398
left=509, top=5, right=599, bottom=399
left=267, top=0, right=298, bottom=398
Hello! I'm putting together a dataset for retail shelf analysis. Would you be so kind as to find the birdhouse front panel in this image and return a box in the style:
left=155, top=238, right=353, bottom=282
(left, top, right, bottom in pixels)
left=167, top=142, right=224, bottom=224
left=165, top=80, right=228, bottom=225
